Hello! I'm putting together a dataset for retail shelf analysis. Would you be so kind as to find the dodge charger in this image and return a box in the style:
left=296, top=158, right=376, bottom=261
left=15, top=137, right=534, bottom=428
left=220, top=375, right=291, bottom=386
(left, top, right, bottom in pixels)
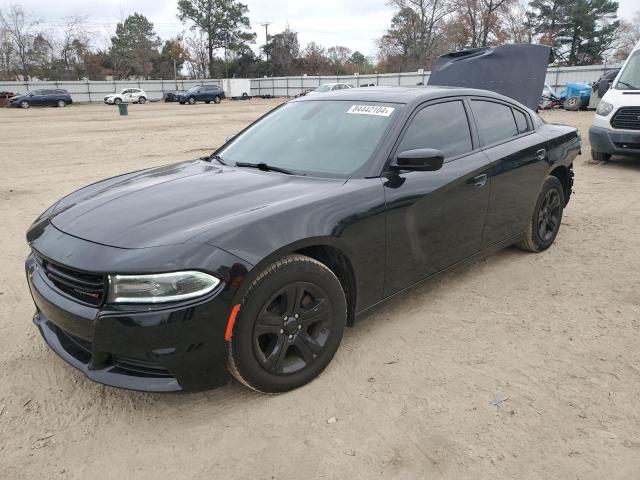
left=25, top=86, right=580, bottom=393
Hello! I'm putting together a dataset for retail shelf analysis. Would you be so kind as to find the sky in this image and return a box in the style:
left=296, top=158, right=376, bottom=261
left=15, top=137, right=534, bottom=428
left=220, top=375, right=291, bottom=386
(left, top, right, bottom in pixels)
left=3, top=0, right=640, bottom=58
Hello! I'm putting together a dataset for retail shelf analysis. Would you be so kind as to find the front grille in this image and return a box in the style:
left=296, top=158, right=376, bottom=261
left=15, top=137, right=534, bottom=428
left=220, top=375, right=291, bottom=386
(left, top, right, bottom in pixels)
left=36, top=254, right=106, bottom=306
left=113, top=355, right=173, bottom=378
left=611, top=107, right=640, bottom=130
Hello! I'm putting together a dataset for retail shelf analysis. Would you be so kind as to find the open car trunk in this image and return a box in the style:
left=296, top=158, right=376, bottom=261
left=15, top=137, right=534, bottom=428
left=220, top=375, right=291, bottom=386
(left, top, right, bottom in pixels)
left=427, top=44, right=551, bottom=111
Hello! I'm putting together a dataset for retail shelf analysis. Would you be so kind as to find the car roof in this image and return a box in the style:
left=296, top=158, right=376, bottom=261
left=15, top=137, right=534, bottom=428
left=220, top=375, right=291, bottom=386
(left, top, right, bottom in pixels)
left=293, top=85, right=527, bottom=109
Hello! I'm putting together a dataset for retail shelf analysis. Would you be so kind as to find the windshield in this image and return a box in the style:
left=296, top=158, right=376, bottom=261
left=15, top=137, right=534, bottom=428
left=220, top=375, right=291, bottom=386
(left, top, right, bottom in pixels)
left=314, top=85, right=332, bottom=92
left=187, top=86, right=199, bottom=92
left=616, top=50, right=640, bottom=90
left=218, top=100, right=400, bottom=178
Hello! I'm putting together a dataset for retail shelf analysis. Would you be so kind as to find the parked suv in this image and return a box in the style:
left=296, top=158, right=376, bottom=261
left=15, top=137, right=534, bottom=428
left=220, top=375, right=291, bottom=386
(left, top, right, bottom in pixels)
left=9, top=89, right=73, bottom=109
left=177, top=85, right=225, bottom=104
left=104, top=88, right=147, bottom=105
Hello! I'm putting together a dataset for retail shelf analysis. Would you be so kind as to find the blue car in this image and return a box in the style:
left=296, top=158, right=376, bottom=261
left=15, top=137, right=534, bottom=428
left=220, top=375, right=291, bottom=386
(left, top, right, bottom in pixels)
left=177, top=85, right=225, bottom=105
left=10, top=89, right=73, bottom=109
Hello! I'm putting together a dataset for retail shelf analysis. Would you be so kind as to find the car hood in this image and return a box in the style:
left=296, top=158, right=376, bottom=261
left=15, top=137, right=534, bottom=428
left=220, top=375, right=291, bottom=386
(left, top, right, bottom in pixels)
left=47, top=160, right=344, bottom=249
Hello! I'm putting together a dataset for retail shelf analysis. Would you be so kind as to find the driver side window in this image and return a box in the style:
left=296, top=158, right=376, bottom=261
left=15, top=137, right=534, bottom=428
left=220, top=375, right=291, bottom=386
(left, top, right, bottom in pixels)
left=398, top=100, right=473, bottom=160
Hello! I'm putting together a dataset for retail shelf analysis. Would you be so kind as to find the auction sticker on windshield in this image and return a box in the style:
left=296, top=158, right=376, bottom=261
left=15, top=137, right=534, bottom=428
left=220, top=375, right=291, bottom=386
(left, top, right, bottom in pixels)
left=347, top=105, right=395, bottom=117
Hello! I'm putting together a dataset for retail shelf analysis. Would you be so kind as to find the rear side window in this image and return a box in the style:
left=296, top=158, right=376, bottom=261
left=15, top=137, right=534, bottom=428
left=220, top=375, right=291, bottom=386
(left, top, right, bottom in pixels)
left=398, top=100, right=473, bottom=159
left=471, top=100, right=518, bottom=146
left=513, top=109, right=529, bottom=134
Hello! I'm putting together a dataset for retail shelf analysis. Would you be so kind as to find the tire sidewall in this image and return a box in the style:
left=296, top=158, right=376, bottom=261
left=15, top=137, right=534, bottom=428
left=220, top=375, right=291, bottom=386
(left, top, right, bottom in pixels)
left=531, top=176, right=564, bottom=251
left=231, top=258, right=346, bottom=392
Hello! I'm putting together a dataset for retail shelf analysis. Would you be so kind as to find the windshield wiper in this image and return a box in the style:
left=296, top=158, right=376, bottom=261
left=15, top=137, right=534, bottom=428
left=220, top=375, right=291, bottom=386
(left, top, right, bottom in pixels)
left=617, top=80, right=640, bottom=90
left=235, top=162, right=300, bottom=175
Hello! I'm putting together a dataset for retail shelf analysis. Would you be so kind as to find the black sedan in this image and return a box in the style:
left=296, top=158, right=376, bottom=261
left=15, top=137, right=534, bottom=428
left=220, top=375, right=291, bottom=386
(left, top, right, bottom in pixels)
left=163, top=90, right=186, bottom=102
left=10, top=89, right=73, bottom=109
left=25, top=86, right=579, bottom=393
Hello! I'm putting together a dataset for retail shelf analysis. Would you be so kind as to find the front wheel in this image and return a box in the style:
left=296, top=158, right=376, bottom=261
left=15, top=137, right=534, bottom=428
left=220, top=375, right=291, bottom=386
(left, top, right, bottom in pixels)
left=516, top=176, right=564, bottom=252
left=228, top=255, right=347, bottom=393
left=591, top=149, right=611, bottom=162
left=188, top=96, right=196, bottom=105
left=56, top=100, right=66, bottom=108
left=213, top=96, right=221, bottom=104
left=114, top=98, right=122, bottom=105
left=20, top=100, right=30, bottom=109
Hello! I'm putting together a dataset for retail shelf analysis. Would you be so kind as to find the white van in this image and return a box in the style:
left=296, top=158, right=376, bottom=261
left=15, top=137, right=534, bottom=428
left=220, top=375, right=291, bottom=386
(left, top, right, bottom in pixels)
left=589, top=41, right=640, bottom=161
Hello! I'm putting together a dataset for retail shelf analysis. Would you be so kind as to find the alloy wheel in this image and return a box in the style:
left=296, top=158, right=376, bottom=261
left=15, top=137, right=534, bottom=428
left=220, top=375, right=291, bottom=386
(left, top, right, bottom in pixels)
left=253, top=282, right=333, bottom=375
left=537, top=188, right=561, bottom=242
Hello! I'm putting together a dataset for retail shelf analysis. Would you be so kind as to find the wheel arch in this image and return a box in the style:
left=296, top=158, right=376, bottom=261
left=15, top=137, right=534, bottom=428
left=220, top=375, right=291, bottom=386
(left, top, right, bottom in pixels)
left=549, top=164, right=573, bottom=205
left=233, top=237, right=358, bottom=327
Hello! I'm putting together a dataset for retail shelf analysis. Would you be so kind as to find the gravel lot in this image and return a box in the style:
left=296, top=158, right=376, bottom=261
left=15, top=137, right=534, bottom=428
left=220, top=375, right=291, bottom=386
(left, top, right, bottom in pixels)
left=1, top=101, right=639, bottom=480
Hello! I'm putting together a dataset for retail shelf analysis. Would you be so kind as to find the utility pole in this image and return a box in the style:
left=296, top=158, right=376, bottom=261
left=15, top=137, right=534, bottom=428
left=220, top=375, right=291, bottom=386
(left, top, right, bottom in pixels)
left=173, top=58, right=178, bottom=89
left=261, top=22, right=270, bottom=62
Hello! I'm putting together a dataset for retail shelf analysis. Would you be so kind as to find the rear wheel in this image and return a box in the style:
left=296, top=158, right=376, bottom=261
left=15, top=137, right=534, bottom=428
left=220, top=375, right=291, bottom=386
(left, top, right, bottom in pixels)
left=591, top=149, right=611, bottom=162
left=138, top=97, right=146, bottom=104
left=56, top=100, right=66, bottom=108
left=563, top=96, right=581, bottom=111
left=228, top=254, right=347, bottom=393
left=516, top=176, right=564, bottom=252
left=214, top=95, right=221, bottom=104
left=188, top=96, right=196, bottom=105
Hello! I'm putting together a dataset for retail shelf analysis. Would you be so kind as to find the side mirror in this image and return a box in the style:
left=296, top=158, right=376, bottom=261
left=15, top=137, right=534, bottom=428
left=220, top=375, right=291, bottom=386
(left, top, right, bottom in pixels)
left=393, top=148, right=444, bottom=172
left=226, top=133, right=237, bottom=142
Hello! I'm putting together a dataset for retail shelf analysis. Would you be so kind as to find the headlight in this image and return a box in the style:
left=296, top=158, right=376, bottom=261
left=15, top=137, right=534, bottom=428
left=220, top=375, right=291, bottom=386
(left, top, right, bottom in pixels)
left=107, top=271, right=220, bottom=304
left=596, top=101, right=614, bottom=116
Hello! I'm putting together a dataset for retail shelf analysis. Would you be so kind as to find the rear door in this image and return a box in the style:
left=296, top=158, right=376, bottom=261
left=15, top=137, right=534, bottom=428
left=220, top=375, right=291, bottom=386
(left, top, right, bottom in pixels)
left=383, top=98, right=491, bottom=296
left=468, top=98, right=549, bottom=246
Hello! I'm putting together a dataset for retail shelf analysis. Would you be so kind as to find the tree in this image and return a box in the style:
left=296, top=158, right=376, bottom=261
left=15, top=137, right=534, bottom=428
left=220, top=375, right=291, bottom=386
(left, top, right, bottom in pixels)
left=185, top=32, right=209, bottom=78
left=613, top=11, right=640, bottom=61
left=529, top=0, right=620, bottom=65
left=327, top=45, right=351, bottom=74
left=109, top=13, right=161, bottom=79
left=152, top=38, right=189, bottom=79
left=347, top=50, right=369, bottom=73
left=453, top=0, right=514, bottom=48
left=178, top=0, right=254, bottom=78
left=0, top=4, right=39, bottom=79
left=302, top=41, right=329, bottom=74
left=379, top=0, right=453, bottom=70
left=263, top=27, right=300, bottom=75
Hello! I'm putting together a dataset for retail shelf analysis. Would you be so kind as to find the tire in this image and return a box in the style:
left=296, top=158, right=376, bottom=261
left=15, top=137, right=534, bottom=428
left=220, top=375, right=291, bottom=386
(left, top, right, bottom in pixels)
left=114, top=98, right=122, bottom=105
left=205, top=100, right=211, bottom=104
left=138, top=97, right=146, bottom=104
left=214, top=95, right=221, bottom=104
left=516, top=176, right=564, bottom=253
left=56, top=100, right=65, bottom=108
left=563, top=96, right=581, bottom=111
left=228, top=254, right=347, bottom=393
left=591, top=149, right=611, bottom=162
left=21, top=100, right=30, bottom=109
left=179, top=101, right=185, bottom=105
left=188, top=96, right=196, bottom=105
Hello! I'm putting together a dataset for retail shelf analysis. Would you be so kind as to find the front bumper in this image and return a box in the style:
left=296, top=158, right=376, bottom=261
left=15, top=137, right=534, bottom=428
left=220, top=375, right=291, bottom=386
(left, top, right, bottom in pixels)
left=25, top=241, right=249, bottom=392
left=589, top=126, right=640, bottom=156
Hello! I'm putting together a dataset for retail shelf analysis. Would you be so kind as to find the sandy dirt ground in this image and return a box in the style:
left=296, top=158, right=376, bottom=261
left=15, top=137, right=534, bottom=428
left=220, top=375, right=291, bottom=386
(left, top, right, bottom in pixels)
left=1, top=101, right=639, bottom=480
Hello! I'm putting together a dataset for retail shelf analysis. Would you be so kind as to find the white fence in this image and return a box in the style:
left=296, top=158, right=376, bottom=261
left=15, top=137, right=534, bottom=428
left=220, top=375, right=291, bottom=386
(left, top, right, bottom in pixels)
left=0, top=64, right=620, bottom=102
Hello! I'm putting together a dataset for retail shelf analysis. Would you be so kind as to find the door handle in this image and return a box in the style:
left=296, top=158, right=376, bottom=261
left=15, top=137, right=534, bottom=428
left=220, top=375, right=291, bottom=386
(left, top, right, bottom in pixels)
left=536, top=149, right=546, bottom=161
left=473, top=174, right=487, bottom=188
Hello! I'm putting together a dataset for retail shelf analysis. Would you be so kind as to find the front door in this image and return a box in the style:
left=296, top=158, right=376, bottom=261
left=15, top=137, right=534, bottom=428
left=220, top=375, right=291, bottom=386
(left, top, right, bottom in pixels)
left=383, top=99, right=491, bottom=296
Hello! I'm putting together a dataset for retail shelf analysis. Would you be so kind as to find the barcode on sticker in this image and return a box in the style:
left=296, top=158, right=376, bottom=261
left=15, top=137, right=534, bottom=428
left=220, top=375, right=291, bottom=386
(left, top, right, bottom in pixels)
left=347, top=105, right=395, bottom=117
